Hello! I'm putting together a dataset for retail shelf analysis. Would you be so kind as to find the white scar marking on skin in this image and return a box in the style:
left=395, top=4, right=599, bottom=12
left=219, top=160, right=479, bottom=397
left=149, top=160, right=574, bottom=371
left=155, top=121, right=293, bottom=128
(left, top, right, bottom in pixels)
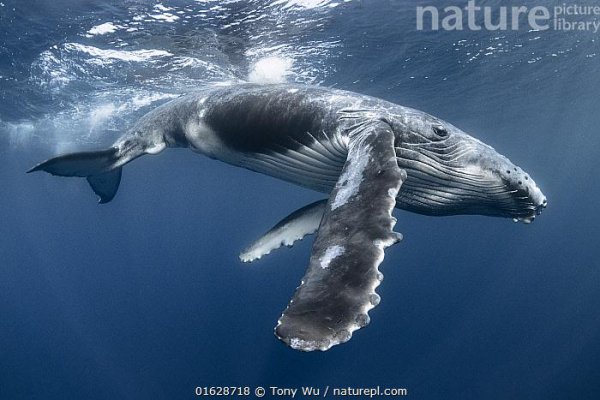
left=320, top=245, right=344, bottom=269
left=331, top=144, right=371, bottom=210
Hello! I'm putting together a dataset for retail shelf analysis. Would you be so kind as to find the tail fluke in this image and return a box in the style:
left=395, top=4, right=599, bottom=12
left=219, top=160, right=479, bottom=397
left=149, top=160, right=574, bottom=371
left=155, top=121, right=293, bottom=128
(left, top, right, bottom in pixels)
left=28, top=147, right=123, bottom=203
left=86, top=168, right=122, bottom=203
left=27, top=148, right=119, bottom=176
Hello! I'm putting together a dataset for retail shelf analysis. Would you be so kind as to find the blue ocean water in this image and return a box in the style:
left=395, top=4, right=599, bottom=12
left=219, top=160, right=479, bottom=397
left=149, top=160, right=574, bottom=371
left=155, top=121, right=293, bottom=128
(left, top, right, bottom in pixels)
left=1, top=0, right=599, bottom=399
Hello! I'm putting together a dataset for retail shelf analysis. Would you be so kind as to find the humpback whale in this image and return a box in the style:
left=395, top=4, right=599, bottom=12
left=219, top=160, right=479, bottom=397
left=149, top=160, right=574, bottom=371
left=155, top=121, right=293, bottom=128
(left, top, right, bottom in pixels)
left=29, top=84, right=547, bottom=351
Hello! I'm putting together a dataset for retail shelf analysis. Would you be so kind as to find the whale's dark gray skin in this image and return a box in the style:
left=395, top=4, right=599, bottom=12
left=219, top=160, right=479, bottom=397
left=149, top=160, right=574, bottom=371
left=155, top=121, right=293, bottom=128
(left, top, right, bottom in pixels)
left=29, top=83, right=547, bottom=351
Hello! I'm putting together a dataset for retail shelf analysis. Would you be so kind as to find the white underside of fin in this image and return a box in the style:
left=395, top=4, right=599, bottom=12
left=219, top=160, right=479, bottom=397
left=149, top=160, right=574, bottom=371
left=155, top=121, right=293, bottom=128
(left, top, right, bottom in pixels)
left=240, top=200, right=327, bottom=263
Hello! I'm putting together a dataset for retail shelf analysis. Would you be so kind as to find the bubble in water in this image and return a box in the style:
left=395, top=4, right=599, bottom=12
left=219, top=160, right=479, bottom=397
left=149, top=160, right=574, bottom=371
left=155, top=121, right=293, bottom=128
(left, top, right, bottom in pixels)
left=247, top=56, right=293, bottom=84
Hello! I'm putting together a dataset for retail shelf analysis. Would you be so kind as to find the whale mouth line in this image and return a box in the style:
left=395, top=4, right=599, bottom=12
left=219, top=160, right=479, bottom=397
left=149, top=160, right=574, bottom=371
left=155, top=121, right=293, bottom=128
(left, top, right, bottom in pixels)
left=513, top=198, right=547, bottom=224
left=394, top=150, right=548, bottom=221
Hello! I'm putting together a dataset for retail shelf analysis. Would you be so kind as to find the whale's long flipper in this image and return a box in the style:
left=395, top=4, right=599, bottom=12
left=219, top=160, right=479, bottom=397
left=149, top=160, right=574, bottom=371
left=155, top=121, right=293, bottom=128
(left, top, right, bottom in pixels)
left=275, top=120, right=406, bottom=351
left=240, top=199, right=327, bottom=263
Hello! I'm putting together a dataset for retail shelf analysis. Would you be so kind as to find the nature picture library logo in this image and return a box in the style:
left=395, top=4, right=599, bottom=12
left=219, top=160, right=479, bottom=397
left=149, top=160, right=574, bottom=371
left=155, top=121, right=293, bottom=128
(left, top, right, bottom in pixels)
left=416, top=1, right=600, bottom=33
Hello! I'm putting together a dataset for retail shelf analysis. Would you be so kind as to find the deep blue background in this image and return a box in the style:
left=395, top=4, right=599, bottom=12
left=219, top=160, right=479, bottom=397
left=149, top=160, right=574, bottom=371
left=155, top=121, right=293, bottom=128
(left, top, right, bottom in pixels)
left=1, top=1, right=599, bottom=399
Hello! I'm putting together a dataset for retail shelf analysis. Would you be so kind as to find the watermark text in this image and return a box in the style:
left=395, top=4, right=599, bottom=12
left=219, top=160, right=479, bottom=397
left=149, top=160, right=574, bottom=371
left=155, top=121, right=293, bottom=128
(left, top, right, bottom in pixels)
left=416, top=1, right=600, bottom=33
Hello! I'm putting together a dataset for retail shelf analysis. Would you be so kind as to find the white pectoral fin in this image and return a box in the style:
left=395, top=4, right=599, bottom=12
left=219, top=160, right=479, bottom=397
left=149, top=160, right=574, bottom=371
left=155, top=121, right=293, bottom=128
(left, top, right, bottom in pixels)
left=275, top=120, right=406, bottom=351
left=240, top=199, right=327, bottom=263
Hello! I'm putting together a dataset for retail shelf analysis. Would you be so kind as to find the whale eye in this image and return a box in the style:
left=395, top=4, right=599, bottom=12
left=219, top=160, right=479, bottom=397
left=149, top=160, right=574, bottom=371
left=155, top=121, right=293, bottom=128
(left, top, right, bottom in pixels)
left=432, top=125, right=448, bottom=138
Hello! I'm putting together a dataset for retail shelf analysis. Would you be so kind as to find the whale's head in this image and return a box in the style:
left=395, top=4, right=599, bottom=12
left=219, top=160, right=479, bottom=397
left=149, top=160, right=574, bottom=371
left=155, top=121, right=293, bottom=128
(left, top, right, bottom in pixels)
left=392, top=111, right=547, bottom=222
